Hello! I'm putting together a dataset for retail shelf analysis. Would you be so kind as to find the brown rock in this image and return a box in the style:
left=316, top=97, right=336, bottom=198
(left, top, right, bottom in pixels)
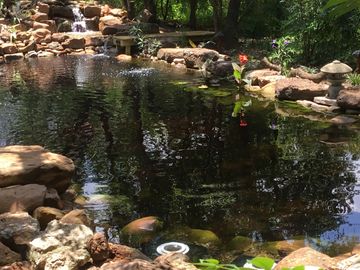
left=4, top=53, right=24, bottom=62
left=84, top=36, right=103, bottom=47
left=110, top=8, right=127, bottom=17
left=0, top=261, right=32, bottom=270
left=155, top=253, right=198, bottom=270
left=330, top=115, right=358, bottom=125
left=0, top=184, right=47, bottom=214
left=32, top=28, right=52, bottom=43
left=101, top=4, right=111, bottom=16
left=33, top=206, right=64, bottom=230
left=44, top=188, right=63, bottom=209
left=46, top=41, right=63, bottom=50
left=246, top=69, right=280, bottom=82
left=37, top=20, right=56, bottom=33
left=0, top=56, right=4, bottom=64
left=16, top=32, right=31, bottom=42
left=31, top=12, right=48, bottom=22
left=274, top=247, right=336, bottom=270
left=84, top=5, right=101, bottom=18
left=85, top=17, right=100, bottom=31
left=109, top=243, right=151, bottom=262
left=257, top=75, right=286, bottom=88
left=32, top=21, right=50, bottom=31
left=1, top=43, right=18, bottom=54
left=337, top=87, right=360, bottom=110
left=99, top=259, right=154, bottom=270
left=62, top=37, right=85, bottom=49
left=51, top=33, right=69, bottom=43
left=35, top=43, right=48, bottom=51
left=275, top=78, right=327, bottom=101
left=99, top=15, right=125, bottom=35
left=116, top=54, right=132, bottom=61
left=50, top=5, right=74, bottom=19
left=60, top=209, right=91, bottom=227
left=0, top=241, right=21, bottom=266
left=37, top=2, right=50, bottom=14
left=87, top=232, right=109, bottom=263
left=0, top=145, right=75, bottom=193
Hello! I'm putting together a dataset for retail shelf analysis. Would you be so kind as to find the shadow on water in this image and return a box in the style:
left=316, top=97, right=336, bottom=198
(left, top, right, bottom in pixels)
left=0, top=56, right=359, bottom=259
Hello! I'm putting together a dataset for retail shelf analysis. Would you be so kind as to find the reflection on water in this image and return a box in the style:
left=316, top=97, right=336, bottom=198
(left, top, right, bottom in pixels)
left=0, top=56, right=359, bottom=258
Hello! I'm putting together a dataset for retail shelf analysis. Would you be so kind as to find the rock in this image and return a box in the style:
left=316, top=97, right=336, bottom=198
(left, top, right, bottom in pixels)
left=37, top=2, right=50, bottom=14
left=0, top=184, right=47, bottom=214
left=47, top=41, right=63, bottom=51
left=99, top=16, right=125, bottom=35
left=274, top=247, right=336, bottom=270
left=267, top=239, right=306, bottom=257
left=51, top=33, right=69, bottom=43
left=44, top=188, right=63, bottom=209
left=33, top=21, right=50, bottom=31
left=99, top=259, right=153, bottom=270
left=84, top=36, right=103, bottom=47
left=60, top=209, right=91, bottom=227
left=62, top=37, right=85, bottom=49
left=275, top=78, right=327, bottom=101
left=330, top=115, right=358, bottom=125
left=0, top=241, right=21, bottom=266
left=0, top=212, right=40, bottom=247
left=0, top=261, right=32, bottom=270
left=29, top=220, right=93, bottom=270
left=155, top=253, right=198, bottom=270
left=4, top=53, right=24, bottom=62
left=257, top=75, right=286, bottom=87
left=246, top=69, right=280, bottom=82
left=85, top=17, right=100, bottom=31
left=108, top=242, right=151, bottom=262
left=33, top=206, right=64, bottom=230
left=296, top=100, right=340, bottom=113
left=32, top=28, right=52, bottom=43
left=38, top=51, right=54, bottom=57
left=116, top=54, right=132, bottom=61
left=18, top=41, right=36, bottom=53
left=50, top=5, right=74, bottom=19
left=109, top=8, right=125, bottom=17
left=1, top=43, right=18, bottom=54
left=101, top=5, right=111, bottom=16
left=337, top=88, right=360, bottom=110
left=84, top=5, right=101, bottom=18
left=157, top=48, right=219, bottom=68
left=228, top=236, right=252, bottom=252
left=31, top=12, right=48, bottom=22
left=186, top=228, right=221, bottom=247
left=206, top=60, right=233, bottom=77
left=138, top=9, right=154, bottom=23
left=121, top=216, right=163, bottom=245
left=87, top=232, right=109, bottom=263
left=16, top=32, right=31, bottom=42
left=0, top=56, right=4, bottom=64
left=0, top=145, right=75, bottom=193
left=57, top=19, right=72, bottom=32
left=314, top=96, right=338, bottom=106
left=260, top=81, right=276, bottom=99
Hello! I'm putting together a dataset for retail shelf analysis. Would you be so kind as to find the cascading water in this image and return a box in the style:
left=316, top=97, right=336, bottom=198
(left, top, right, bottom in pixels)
left=71, top=7, right=87, bottom=32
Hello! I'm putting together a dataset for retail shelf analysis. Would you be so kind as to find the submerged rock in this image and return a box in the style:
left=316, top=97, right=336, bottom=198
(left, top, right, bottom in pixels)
left=121, top=216, right=163, bottom=245
left=228, top=236, right=252, bottom=252
left=29, top=220, right=93, bottom=270
left=0, top=145, right=75, bottom=193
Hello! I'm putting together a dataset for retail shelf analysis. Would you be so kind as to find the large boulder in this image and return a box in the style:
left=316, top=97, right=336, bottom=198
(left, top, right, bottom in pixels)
left=0, top=145, right=75, bottom=193
left=0, top=241, right=21, bottom=266
left=60, top=209, right=91, bottom=227
left=29, top=220, right=93, bottom=270
left=274, top=247, right=336, bottom=270
left=0, top=184, right=47, bottom=214
left=33, top=206, right=64, bottom=230
left=337, top=87, right=360, bottom=110
left=206, top=60, right=233, bottom=77
left=99, top=15, right=125, bottom=35
left=0, top=212, right=40, bottom=247
left=157, top=48, right=220, bottom=68
left=275, top=78, right=327, bottom=101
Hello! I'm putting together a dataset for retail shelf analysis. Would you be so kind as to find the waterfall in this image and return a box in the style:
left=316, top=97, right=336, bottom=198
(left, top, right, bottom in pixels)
left=71, top=7, right=87, bottom=32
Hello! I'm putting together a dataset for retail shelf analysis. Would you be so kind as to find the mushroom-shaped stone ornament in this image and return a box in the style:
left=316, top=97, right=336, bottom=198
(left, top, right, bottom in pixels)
left=352, top=50, right=360, bottom=73
left=320, top=60, right=352, bottom=99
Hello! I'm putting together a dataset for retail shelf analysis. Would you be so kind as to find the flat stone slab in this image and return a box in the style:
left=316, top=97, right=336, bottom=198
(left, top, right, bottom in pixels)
left=0, top=145, right=74, bottom=193
left=314, top=96, right=338, bottom=106
left=330, top=115, right=358, bottom=125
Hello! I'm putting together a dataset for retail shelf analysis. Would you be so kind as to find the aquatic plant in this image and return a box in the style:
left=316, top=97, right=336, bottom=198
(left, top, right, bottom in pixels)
left=129, top=24, right=162, bottom=56
left=232, top=54, right=251, bottom=86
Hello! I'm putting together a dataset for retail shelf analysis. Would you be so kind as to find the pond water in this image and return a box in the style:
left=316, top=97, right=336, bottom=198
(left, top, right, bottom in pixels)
left=0, top=56, right=359, bottom=261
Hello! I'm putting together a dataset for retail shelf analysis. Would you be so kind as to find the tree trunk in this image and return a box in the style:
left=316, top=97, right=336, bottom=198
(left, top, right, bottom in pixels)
left=144, top=0, right=157, bottom=21
left=223, top=0, right=240, bottom=48
left=189, top=0, right=197, bottom=30
left=211, top=0, right=222, bottom=32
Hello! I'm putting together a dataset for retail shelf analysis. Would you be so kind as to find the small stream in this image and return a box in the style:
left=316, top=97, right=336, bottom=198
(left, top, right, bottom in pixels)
left=0, top=56, right=359, bottom=261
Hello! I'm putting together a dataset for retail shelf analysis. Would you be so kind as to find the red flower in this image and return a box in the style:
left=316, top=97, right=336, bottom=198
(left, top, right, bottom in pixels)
left=239, top=54, right=248, bottom=65
left=239, top=119, right=248, bottom=127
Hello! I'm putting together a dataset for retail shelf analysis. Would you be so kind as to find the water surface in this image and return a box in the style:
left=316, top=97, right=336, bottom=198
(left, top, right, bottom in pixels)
left=0, top=56, right=359, bottom=260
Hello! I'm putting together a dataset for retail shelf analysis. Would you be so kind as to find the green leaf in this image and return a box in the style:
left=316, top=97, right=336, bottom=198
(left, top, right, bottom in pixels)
left=250, top=257, right=275, bottom=270
left=291, top=266, right=305, bottom=270
left=201, top=259, right=220, bottom=265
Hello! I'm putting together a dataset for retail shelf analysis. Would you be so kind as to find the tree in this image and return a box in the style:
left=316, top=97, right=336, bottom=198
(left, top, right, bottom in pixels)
left=189, top=0, right=197, bottom=29
left=223, top=0, right=240, bottom=48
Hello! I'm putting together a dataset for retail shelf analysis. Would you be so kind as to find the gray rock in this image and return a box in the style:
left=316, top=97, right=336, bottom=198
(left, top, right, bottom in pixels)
left=0, top=212, right=40, bottom=246
left=0, top=184, right=47, bottom=214
left=29, top=220, right=93, bottom=270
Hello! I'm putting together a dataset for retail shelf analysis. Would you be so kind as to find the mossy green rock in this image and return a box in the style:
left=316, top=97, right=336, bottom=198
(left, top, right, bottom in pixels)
left=228, top=236, right=252, bottom=252
left=121, top=216, right=163, bottom=245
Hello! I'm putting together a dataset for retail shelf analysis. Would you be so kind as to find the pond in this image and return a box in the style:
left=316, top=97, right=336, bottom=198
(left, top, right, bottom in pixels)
left=0, top=56, right=359, bottom=261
